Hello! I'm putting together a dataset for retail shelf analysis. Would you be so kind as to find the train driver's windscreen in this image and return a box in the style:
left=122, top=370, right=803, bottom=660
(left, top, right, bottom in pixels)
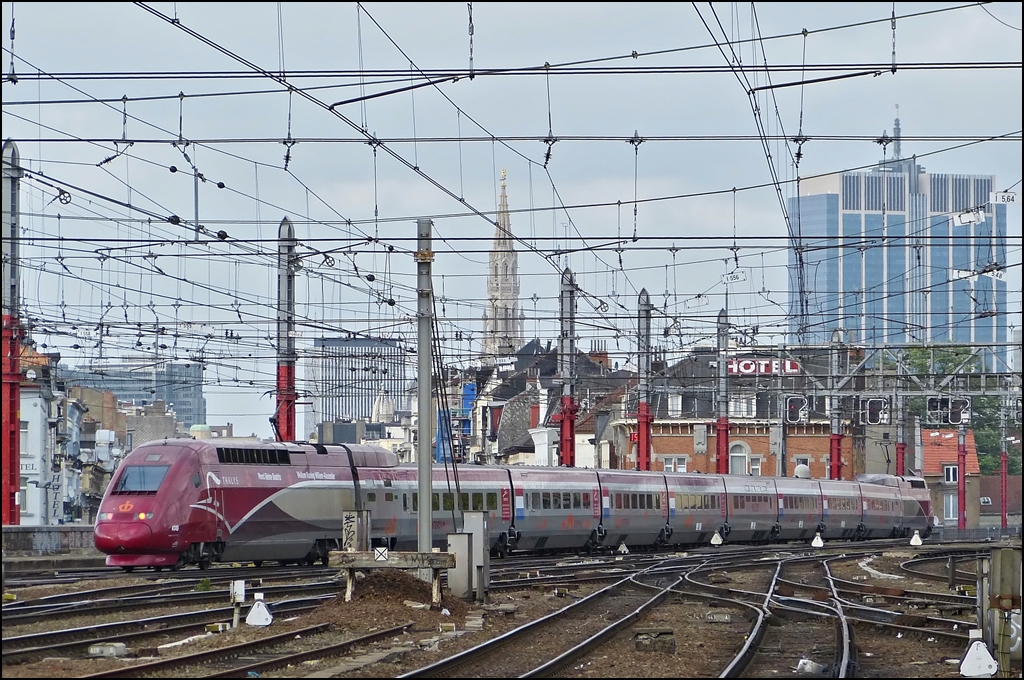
left=113, top=466, right=171, bottom=494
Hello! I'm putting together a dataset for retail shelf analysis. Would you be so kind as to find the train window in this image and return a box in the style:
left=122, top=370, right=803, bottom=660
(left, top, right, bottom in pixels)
left=472, top=493, right=484, bottom=511
left=432, top=493, right=440, bottom=512
left=113, top=465, right=170, bottom=494
left=583, top=492, right=591, bottom=508
left=630, top=494, right=638, bottom=510
left=460, top=493, right=469, bottom=511
left=615, top=493, right=622, bottom=510
left=543, top=493, right=551, bottom=510
left=366, top=492, right=376, bottom=502
left=385, top=493, right=394, bottom=502
left=733, top=496, right=739, bottom=510
left=654, top=494, right=661, bottom=510
left=404, top=494, right=409, bottom=511
left=487, top=493, right=498, bottom=511
left=698, top=494, right=705, bottom=509
left=646, top=494, right=653, bottom=509
left=572, top=493, right=581, bottom=509
left=563, top=492, right=572, bottom=509
left=192, top=472, right=201, bottom=488
left=443, top=493, right=454, bottom=512
left=533, top=492, right=541, bottom=509
left=413, top=493, right=418, bottom=511
left=553, top=493, right=562, bottom=510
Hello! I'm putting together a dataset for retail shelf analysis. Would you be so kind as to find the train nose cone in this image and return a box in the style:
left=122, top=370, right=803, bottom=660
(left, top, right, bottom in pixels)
left=94, top=522, right=154, bottom=552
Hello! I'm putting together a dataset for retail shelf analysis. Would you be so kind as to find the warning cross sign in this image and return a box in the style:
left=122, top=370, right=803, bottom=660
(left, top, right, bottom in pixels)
left=373, top=546, right=389, bottom=561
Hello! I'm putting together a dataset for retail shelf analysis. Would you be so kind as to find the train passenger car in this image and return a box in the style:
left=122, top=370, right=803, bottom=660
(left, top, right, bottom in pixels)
left=664, top=473, right=726, bottom=545
left=374, top=464, right=512, bottom=553
left=775, top=476, right=824, bottom=542
left=598, top=470, right=670, bottom=548
left=818, top=479, right=865, bottom=540
left=722, top=475, right=780, bottom=542
left=892, top=475, right=933, bottom=537
left=509, top=467, right=599, bottom=552
left=858, top=475, right=905, bottom=538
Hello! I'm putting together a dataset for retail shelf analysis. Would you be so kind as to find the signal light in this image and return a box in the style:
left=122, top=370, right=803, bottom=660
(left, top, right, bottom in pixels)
left=864, top=398, right=889, bottom=425
left=785, top=395, right=808, bottom=424
left=1015, top=397, right=1022, bottom=424
left=949, top=397, right=971, bottom=425
left=926, top=395, right=972, bottom=425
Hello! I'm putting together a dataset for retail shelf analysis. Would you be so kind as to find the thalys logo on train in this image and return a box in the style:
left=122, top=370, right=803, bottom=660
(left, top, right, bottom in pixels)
left=118, top=500, right=135, bottom=512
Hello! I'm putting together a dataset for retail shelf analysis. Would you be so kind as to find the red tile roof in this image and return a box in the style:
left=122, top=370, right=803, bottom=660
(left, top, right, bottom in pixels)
left=921, top=428, right=980, bottom=476
left=979, top=475, right=1023, bottom=515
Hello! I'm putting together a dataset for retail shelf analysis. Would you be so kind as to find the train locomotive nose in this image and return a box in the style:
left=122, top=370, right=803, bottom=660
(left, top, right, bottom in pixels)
left=95, top=522, right=154, bottom=553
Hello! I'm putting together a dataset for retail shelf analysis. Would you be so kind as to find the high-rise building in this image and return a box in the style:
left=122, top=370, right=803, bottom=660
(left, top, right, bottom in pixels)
left=788, top=119, right=1007, bottom=369
left=60, top=360, right=206, bottom=428
left=482, top=170, right=524, bottom=362
left=305, top=336, right=409, bottom=437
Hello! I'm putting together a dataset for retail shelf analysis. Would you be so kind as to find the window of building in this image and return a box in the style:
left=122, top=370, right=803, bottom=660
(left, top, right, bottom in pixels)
left=943, top=493, right=958, bottom=522
left=676, top=458, right=687, bottom=473
left=728, top=395, right=756, bottom=418
left=20, top=421, right=28, bottom=454
left=729, top=453, right=747, bottom=476
left=944, top=465, right=958, bottom=484
left=750, top=458, right=762, bottom=476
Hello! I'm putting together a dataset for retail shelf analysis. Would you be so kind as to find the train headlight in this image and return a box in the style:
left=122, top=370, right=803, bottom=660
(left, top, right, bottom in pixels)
left=137, top=512, right=154, bottom=520
left=99, top=512, right=113, bottom=521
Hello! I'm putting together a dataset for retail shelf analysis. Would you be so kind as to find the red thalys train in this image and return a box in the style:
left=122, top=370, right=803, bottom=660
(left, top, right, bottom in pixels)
left=94, top=438, right=934, bottom=571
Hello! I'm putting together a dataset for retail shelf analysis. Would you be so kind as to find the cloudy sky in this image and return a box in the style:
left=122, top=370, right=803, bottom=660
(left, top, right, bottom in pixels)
left=2, top=2, right=1021, bottom=439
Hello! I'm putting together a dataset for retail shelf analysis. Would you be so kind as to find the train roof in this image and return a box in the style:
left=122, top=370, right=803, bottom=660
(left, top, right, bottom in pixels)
left=856, top=473, right=928, bottom=488
left=135, top=438, right=399, bottom=467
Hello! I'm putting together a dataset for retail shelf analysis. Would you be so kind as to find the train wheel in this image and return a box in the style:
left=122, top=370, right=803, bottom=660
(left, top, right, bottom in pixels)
left=122, top=566, right=134, bottom=574
left=198, top=560, right=211, bottom=571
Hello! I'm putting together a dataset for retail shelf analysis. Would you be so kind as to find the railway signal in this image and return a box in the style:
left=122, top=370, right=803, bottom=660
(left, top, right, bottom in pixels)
left=926, top=396, right=972, bottom=425
left=1015, top=397, right=1022, bottom=424
left=948, top=397, right=971, bottom=425
left=862, top=397, right=889, bottom=425
left=785, top=395, right=808, bottom=424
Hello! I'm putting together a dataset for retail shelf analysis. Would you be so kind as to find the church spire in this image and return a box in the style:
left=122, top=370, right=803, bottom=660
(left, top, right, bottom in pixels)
left=483, top=170, right=523, bottom=361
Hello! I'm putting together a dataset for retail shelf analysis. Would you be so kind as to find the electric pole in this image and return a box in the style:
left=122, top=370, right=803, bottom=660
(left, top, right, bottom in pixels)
left=273, top=217, right=297, bottom=442
left=416, top=218, right=434, bottom=555
left=551, top=268, right=577, bottom=467
left=716, top=308, right=730, bottom=474
left=637, top=289, right=653, bottom=471
left=2, top=139, right=22, bottom=524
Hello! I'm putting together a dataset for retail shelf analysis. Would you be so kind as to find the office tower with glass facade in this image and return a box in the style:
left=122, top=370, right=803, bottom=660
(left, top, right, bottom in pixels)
left=305, top=336, right=409, bottom=437
left=788, top=152, right=1007, bottom=369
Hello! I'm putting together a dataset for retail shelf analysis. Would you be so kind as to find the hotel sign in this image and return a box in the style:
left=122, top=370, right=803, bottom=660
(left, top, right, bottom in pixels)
left=727, top=358, right=801, bottom=376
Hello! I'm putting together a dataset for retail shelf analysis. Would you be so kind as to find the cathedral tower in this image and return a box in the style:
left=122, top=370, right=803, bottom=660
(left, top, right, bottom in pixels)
left=482, top=170, right=524, bottom=361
